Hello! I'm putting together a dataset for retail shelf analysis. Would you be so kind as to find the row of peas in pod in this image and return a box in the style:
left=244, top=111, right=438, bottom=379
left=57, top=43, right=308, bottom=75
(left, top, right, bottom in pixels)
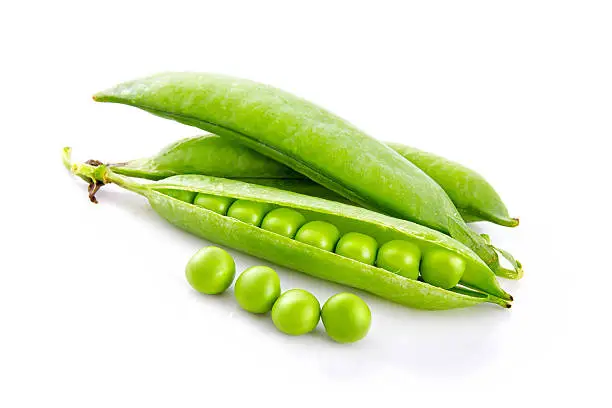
left=166, top=189, right=468, bottom=290
left=186, top=246, right=371, bottom=343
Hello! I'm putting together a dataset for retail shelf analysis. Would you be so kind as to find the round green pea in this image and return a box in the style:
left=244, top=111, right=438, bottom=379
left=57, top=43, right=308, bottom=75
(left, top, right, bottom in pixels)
left=321, top=293, right=371, bottom=344
left=271, top=289, right=320, bottom=336
left=376, top=240, right=421, bottom=279
left=335, top=232, right=378, bottom=265
left=420, top=250, right=466, bottom=289
left=185, top=246, right=236, bottom=295
left=227, top=200, right=274, bottom=226
left=162, top=189, right=197, bottom=203
left=294, top=221, right=340, bottom=251
left=234, top=266, right=281, bottom=313
left=260, top=208, right=307, bottom=238
left=193, top=193, right=235, bottom=215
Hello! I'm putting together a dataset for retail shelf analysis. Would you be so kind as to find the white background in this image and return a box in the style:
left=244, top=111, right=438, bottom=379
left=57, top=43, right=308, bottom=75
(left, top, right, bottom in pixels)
left=1, top=1, right=611, bottom=406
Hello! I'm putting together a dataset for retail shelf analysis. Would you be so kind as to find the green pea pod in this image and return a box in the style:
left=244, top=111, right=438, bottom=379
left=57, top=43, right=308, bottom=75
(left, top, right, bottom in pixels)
left=111, top=134, right=518, bottom=227
left=93, top=72, right=522, bottom=279
left=64, top=148, right=512, bottom=309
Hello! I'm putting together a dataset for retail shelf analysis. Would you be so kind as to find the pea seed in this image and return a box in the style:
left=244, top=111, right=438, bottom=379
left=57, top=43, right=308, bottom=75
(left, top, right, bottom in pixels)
left=193, top=193, right=235, bottom=215
left=185, top=246, right=236, bottom=295
left=376, top=240, right=421, bottom=280
left=321, top=293, right=371, bottom=343
left=161, top=189, right=197, bottom=203
left=227, top=200, right=274, bottom=226
left=234, top=266, right=281, bottom=313
left=271, top=289, right=320, bottom=336
left=335, top=232, right=378, bottom=265
left=260, top=208, right=307, bottom=238
left=294, top=221, right=340, bottom=251
left=420, top=250, right=466, bottom=289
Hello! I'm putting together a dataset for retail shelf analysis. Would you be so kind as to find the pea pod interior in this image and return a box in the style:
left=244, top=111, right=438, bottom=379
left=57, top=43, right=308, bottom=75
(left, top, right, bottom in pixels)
left=149, top=174, right=510, bottom=302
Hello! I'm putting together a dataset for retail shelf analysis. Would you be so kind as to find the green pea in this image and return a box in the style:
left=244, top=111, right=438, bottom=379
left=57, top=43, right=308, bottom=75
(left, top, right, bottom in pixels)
left=420, top=250, right=466, bottom=289
left=193, top=193, right=235, bottom=215
left=271, top=289, right=320, bottom=336
left=335, top=232, right=378, bottom=265
left=185, top=246, right=236, bottom=295
left=227, top=200, right=273, bottom=226
left=294, top=221, right=340, bottom=251
left=260, top=208, right=307, bottom=238
left=161, top=189, right=197, bottom=203
left=234, top=266, right=281, bottom=313
left=321, top=293, right=371, bottom=343
left=376, top=240, right=421, bottom=280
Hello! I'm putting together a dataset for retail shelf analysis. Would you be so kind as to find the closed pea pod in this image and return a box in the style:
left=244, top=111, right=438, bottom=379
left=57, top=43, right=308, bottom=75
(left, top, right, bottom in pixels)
left=94, top=74, right=522, bottom=279
left=111, top=134, right=518, bottom=227
left=65, top=149, right=512, bottom=310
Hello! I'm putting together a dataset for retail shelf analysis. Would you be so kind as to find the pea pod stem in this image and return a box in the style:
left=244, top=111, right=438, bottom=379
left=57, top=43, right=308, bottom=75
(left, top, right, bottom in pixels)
left=64, top=148, right=512, bottom=310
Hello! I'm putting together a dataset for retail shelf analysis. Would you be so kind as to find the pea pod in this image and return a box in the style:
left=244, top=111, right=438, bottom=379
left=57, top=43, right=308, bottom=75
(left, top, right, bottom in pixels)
left=64, top=148, right=511, bottom=310
left=93, top=73, right=522, bottom=279
left=112, top=134, right=518, bottom=227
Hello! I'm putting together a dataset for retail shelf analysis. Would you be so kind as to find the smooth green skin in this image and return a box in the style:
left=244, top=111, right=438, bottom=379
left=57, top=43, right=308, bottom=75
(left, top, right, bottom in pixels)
left=321, top=293, right=371, bottom=343
left=94, top=74, right=520, bottom=279
left=160, top=189, right=196, bottom=203
left=335, top=232, right=378, bottom=265
left=65, top=153, right=511, bottom=309
left=226, top=200, right=273, bottom=226
left=234, top=266, right=281, bottom=313
left=112, top=134, right=518, bottom=227
left=294, top=221, right=341, bottom=252
left=420, top=250, right=466, bottom=290
left=193, top=193, right=234, bottom=215
left=271, top=289, right=321, bottom=336
left=387, top=143, right=518, bottom=227
left=376, top=240, right=421, bottom=280
left=260, top=208, right=307, bottom=238
left=185, top=246, right=236, bottom=294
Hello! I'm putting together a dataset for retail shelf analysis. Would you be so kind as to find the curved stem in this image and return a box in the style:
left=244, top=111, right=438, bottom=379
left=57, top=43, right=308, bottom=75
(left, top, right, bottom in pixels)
left=63, top=147, right=148, bottom=201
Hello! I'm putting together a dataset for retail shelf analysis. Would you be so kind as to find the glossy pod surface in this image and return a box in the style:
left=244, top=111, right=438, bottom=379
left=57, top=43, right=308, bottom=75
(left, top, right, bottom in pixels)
left=94, top=74, right=521, bottom=279
left=65, top=150, right=512, bottom=309
left=113, top=134, right=518, bottom=227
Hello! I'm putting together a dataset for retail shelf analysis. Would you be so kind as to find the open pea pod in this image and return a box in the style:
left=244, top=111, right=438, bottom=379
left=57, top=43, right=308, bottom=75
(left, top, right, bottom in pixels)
left=93, top=73, right=522, bottom=280
left=111, top=134, right=519, bottom=227
left=65, top=148, right=511, bottom=310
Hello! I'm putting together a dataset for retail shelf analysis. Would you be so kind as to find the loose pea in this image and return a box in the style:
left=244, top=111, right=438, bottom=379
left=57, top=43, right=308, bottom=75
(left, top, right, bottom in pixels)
left=227, top=200, right=274, bottom=226
left=335, top=232, right=378, bottom=265
left=234, top=266, right=281, bottom=313
left=271, top=289, right=320, bottom=336
left=420, top=250, right=466, bottom=289
left=294, top=221, right=340, bottom=251
left=193, top=193, right=235, bottom=215
left=376, top=240, right=421, bottom=280
left=321, top=293, right=371, bottom=343
left=261, top=208, right=307, bottom=238
left=161, top=189, right=197, bottom=203
left=185, top=246, right=236, bottom=294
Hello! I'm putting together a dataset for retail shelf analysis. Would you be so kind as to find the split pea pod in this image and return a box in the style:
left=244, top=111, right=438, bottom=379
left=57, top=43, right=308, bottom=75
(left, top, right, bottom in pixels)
left=64, top=148, right=512, bottom=309
left=93, top=73, right=522, bottom=279
left=111, top=134, right=518, bottom=227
